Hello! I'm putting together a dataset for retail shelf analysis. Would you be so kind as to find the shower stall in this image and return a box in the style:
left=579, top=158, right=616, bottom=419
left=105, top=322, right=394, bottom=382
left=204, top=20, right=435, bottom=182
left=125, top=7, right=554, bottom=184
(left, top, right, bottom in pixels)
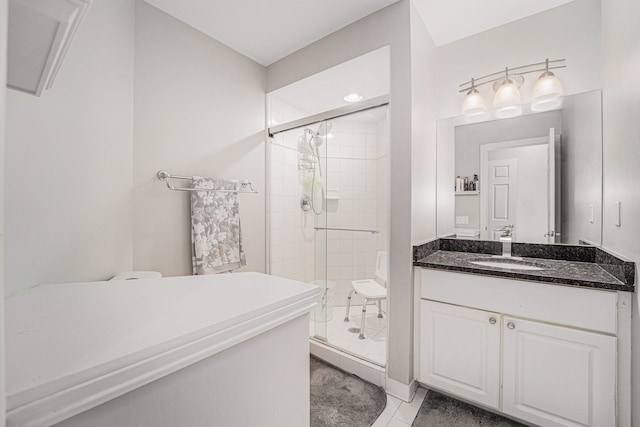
left=268, top=100, right=389, bottom=366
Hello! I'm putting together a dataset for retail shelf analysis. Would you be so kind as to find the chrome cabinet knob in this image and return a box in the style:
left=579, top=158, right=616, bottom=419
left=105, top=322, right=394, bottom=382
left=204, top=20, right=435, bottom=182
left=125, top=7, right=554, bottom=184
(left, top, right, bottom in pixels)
left=507, top=322, right=515, bottom=329
left=489, top=317, right=497, bottom=325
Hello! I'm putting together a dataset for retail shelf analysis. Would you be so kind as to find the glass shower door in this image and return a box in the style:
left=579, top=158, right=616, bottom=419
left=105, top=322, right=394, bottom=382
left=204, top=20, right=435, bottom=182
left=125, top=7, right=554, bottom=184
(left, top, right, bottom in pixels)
left=313, top=106, right=389, bottom=367
left=268, top=106, right=389, bottom=367
left=268, top=121, right=328, bottom=340
left=310, top=120, right=329, bottom=341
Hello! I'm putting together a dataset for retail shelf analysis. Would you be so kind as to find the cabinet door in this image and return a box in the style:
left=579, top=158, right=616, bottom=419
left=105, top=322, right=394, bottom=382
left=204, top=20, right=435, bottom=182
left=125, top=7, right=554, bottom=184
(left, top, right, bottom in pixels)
left=419, top=300, right=500, bottom=409
left=502, top=316, right=616, bottom=427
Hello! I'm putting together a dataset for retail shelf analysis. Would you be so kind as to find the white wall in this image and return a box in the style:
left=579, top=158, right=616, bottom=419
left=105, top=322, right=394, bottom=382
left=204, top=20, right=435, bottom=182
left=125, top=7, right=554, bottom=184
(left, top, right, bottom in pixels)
left=133, top=1, right=266, bottom=276
left=601, top=0, right=640, bottom=425
left=5, top=0, right=268, bottom=288
left=0, top=0, right=6, bottom=421
left=437, top=0, right=602, bottom=119
left=5, top=0, right=135, bottom=296
left=410, top=2, right=437, bottom=245
left=268, top=0, right=418, bottom=386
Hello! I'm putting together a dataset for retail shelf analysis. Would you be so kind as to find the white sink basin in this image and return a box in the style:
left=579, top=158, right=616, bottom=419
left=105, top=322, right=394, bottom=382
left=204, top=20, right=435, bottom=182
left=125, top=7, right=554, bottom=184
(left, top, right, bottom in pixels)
left=469, top=258, right=546, bottom=271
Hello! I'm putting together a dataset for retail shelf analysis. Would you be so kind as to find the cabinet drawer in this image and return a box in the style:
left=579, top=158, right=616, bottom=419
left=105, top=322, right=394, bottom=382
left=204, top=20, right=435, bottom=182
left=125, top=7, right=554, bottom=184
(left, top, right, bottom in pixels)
left=420, top=269, right=618, bottom=334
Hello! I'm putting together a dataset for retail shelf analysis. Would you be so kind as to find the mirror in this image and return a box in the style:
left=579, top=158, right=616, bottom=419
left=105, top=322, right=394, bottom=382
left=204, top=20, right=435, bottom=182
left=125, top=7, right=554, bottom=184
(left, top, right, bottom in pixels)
left=436, top=90, right=602, bottom=245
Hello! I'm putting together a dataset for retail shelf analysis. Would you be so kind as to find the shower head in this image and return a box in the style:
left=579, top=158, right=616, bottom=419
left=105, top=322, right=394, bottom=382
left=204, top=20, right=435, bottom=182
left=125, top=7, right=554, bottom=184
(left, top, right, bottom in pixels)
left=310, top=121, right=332, bottom=147
left=315, top=121, right=332, bottom=137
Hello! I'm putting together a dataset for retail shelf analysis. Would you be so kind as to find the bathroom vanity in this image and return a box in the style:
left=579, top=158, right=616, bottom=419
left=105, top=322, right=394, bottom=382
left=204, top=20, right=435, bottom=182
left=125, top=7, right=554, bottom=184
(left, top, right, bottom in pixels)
left=413, top=239, right=635, bottom=427
left=5, top=273, right=318, bottom=427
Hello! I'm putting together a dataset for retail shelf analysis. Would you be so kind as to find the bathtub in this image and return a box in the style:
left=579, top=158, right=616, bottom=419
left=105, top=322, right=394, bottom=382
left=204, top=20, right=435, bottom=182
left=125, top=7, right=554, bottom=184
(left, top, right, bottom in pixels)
left=5, top=272, right=318, bottom=427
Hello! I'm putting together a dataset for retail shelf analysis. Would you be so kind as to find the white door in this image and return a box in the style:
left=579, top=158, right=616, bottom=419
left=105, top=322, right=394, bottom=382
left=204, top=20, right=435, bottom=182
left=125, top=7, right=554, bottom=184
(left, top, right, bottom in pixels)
left=502, top=316, right=616, bottom=427
left=487, top=159, right=517, bottom=240
left=419, top=300, right=501, bottom=409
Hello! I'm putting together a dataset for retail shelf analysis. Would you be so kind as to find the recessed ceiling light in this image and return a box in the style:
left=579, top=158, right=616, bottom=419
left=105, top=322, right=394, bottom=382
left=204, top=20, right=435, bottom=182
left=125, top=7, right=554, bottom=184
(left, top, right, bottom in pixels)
left=343, top=93, right=363, bottom=103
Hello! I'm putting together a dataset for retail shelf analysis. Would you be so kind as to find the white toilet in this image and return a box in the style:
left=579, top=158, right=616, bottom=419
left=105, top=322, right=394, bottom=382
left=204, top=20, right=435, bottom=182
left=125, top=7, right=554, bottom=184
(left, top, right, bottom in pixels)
left=110, top=271, right=162, bottom=281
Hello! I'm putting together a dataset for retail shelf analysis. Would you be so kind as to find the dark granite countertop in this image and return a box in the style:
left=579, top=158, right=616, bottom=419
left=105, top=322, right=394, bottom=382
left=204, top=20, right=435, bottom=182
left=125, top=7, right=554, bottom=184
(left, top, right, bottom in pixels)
left=413, top=238, right=635, bottom=292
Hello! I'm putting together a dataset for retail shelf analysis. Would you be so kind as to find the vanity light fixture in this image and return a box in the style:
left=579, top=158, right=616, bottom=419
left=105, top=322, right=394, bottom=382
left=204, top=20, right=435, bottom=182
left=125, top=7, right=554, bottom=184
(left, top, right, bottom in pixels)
left=493, top=68, right=522, bottom=118
left=459, top=58, right=565, bottom=120
left=461, top=78, right=486, bottom=117
left=344, top=92, right=364, bottom=103
left=531, top=59, right=564, bottom=111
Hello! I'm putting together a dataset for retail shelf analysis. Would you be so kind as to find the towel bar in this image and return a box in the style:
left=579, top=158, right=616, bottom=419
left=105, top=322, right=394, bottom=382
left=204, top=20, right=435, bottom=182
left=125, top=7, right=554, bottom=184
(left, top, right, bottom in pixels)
left=157, top=170, right=258, bottom=193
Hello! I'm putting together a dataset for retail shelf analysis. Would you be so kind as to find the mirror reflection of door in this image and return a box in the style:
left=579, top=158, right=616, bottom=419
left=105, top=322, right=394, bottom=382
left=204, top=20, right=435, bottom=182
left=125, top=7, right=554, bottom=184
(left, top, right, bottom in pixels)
left=487, top=159, right=517, bottom=240
left=480, top=131, right=560, bottom=243
left=547, top=128, right=562, bottom=243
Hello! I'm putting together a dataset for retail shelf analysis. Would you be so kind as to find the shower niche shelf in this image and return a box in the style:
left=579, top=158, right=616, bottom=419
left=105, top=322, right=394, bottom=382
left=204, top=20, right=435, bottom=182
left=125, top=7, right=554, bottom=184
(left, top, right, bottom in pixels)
left=326, top=189, right=340, bottom=200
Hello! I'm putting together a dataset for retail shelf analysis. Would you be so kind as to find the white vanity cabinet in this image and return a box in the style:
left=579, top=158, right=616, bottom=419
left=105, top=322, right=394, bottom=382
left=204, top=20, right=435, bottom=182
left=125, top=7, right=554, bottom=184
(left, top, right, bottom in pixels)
left=502, top=316, right=616, bottom=427
left=417, top=268, right=628, bottom=427
left=420, top=300, right=501, bottom=409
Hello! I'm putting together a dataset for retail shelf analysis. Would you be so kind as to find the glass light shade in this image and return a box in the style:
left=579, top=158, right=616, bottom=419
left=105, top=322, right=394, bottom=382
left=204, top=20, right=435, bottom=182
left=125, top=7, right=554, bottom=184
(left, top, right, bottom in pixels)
left=461, top=89, right=486, bottom=116
left=493, top=80, right=521, bottom=118
left=531, top=72, right=564, bottom=111
left=531, top=97, right=563, bottom=112
left=495, top=104, right=522, bottom=118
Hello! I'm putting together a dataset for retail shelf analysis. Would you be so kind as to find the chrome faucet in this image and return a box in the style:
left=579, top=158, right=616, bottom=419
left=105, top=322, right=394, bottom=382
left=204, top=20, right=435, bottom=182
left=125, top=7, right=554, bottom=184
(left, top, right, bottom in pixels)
left=499, top=224, right=514, bottom=257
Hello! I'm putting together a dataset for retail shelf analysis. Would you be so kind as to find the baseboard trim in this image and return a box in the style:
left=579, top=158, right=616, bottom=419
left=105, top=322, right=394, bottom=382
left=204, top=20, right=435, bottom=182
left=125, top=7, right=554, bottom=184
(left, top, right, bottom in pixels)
left=309, top=340, right=386, bottom=388
left=385, top=376, right=418, bottom=402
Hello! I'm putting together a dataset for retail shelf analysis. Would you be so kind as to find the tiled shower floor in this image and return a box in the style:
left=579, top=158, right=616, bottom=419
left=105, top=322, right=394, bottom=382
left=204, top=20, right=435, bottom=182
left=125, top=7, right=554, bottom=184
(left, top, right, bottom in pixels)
left=321, top=304, right=387, bottom=366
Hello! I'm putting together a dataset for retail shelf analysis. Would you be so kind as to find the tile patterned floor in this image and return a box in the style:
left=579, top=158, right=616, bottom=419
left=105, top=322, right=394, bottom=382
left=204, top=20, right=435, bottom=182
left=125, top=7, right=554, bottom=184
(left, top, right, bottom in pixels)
left=324, top=304, right=387, bottom=365
left=373, top=388, right=428, bottom=426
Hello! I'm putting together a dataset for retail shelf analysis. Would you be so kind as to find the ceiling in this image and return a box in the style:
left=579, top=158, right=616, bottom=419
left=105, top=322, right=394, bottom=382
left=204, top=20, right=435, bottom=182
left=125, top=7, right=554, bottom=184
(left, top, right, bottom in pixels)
left=413, top=0, right=576, bottom=46
left=144, top=0, right=575, bottom=66
left=143, top=0, right=399, bottom=66
left=271, top=47, right=390, bottom=117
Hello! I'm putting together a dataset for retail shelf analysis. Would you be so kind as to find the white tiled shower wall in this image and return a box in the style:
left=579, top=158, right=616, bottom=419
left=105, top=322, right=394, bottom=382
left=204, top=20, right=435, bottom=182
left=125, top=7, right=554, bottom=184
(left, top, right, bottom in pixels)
left=325, top=117, right=387, bottom=310
left=268, top=98, right=389, bottom=315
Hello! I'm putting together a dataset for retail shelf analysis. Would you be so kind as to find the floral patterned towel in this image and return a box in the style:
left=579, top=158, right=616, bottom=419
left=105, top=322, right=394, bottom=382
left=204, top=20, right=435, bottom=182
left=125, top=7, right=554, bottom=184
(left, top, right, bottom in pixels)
left=190, top=177, right=246, bottom=274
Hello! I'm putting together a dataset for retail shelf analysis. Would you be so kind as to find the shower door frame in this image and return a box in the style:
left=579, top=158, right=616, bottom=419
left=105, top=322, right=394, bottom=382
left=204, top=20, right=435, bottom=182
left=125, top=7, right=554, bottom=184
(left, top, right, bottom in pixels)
left=267, top=95, right=390, bottom=366
left=267, top=95, right=389, bottom=138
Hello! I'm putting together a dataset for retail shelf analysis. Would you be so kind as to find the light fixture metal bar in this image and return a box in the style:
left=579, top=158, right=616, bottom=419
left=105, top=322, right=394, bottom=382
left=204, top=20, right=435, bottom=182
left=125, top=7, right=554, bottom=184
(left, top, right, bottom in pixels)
left=459, top=59, right=565, bottom=86
left=459, top=66, right=566, bottom=93
left=458, top=59, right=565, bottom=92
